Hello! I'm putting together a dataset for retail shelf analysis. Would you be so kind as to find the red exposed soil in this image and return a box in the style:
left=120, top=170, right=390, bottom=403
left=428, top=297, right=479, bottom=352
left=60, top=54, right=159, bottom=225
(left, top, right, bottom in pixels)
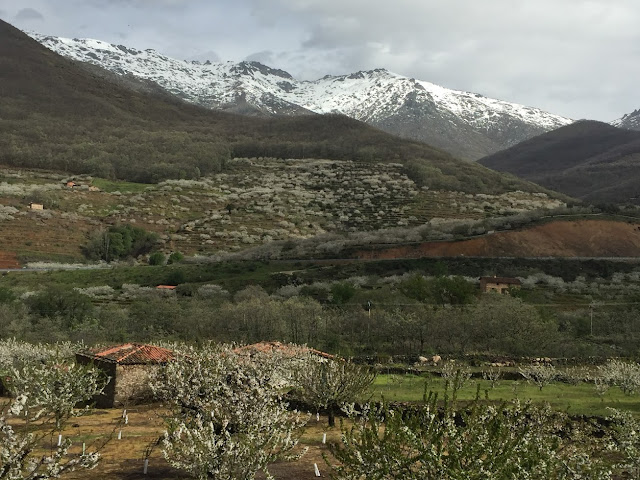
left=0, top=251, right=19, bottom=269
left=0, top=214, right=94, bottom=261
left=354, top=220, right=640, bottom=259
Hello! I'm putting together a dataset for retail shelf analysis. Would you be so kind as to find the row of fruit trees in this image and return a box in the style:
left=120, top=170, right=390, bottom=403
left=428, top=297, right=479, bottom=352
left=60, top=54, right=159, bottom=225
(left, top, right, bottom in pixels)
left=2, top=339, right=640, bottom=479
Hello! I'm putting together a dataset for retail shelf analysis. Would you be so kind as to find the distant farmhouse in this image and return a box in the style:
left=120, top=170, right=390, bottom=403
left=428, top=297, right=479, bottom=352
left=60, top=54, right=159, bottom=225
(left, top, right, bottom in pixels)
left=76, top=343, right=174, bottom=408
left=479, top=276, right=522, bottom=294
left=28, top=202, right=43, bottom=210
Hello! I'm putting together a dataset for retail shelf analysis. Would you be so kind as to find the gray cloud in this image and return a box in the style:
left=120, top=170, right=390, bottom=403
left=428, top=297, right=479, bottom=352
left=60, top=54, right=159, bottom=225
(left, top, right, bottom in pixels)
left=187, top=50, right=221, bottom=63
left=2, top=0, right=639, bottom=120
left=246, top=0, right=640, bottom=120
left=88, top=0, right=189, bottom=6
left=244, top=50, right=274, bottom=64
left=15, top=7, right=44, bottom=21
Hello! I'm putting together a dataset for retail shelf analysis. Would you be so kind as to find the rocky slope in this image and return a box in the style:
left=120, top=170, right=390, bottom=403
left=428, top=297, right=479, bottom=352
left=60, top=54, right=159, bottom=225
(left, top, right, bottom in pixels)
left=28, top=32, right=573, bottom=160
left=613, top=109, right=640, bottom=131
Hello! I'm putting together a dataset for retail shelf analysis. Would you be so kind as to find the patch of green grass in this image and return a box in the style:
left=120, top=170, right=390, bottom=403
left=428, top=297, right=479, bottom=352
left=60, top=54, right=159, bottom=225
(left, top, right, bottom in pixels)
left=368, top=374, right=640, bottom=418
left=16, top=251, right=85, bottom=263
left=0, top=261, right=294, bottom=293
left=92, top=178, right=150, bottom=194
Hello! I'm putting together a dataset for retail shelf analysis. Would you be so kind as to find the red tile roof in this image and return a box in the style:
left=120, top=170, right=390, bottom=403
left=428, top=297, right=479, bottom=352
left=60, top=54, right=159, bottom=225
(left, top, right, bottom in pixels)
left=81, top=343, right=175, bottom=365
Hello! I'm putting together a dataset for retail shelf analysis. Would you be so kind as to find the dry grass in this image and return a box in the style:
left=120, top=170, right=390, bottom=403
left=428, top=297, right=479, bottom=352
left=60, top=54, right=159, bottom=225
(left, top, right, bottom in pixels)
left=3, top=400, right=341, bottom=480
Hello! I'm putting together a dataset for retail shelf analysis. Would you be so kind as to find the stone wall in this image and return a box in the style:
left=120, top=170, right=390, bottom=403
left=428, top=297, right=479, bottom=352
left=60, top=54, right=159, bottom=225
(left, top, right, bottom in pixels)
left=113, top=364, right=160, bottom=407
left=75, top=355, right=117, bottom=408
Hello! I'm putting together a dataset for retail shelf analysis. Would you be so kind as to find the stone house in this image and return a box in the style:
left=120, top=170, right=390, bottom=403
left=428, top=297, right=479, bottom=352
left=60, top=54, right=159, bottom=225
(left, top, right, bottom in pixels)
left=479, top=276, right=522, bottom=294
left=28, top=202, right=44, bottom=210
left=76, top=343, right=174, bottom=408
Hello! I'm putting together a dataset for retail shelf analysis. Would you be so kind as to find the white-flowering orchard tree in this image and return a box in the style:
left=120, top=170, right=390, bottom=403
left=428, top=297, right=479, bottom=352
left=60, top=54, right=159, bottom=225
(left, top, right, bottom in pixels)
left=0, top=356, right=109, bottom=479
left=152, top=344, right=308, bottom=480
left=519, top=364, right=557, bottom=391
left=292, top=354, right=376, bottom=427
left=596, top=359, right=640, bottom=395
left=5, top=358, right=109, bottom=430
left=0, top=340, right=77, bottom=372
left=328, top=386, right=611, bottom=480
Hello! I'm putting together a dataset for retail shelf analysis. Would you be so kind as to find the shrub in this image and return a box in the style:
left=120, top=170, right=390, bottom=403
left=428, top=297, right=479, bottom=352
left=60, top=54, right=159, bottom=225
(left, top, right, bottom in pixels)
left=165, top=270, right=186, bottom=285
left=330, top=282, right=357, bottom=304
left=148, top=252, right=166, bottom=266
left=84, top=224, right=158, bottom=262
left=167, top=252, right=184, bottom=264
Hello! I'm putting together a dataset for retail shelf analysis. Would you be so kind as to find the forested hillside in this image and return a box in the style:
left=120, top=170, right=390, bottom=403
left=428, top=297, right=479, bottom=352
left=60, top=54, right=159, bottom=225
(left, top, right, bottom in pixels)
left=0, top=19, right=548, bottom=195
left=479, top=121, right=640, bottom=204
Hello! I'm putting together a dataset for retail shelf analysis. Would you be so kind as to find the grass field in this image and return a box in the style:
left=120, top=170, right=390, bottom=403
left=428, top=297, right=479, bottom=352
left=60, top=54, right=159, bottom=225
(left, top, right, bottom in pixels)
left=369, top=374, right=640, bottom=417
left=0, top=260, right=287, bottom=292
left=5, top=401, right=340, bottom=480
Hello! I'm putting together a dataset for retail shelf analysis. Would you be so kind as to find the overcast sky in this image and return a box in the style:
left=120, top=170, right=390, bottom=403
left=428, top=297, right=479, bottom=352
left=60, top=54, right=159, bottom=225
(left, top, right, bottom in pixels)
left=2, top=0, right=639, bottom=121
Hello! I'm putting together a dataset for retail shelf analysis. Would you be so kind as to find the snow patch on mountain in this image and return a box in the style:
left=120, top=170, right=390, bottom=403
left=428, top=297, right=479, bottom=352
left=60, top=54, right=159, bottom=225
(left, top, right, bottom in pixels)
left=28, top=31, right=573, bottom=158
left=612, top=109, right=640, bottom=131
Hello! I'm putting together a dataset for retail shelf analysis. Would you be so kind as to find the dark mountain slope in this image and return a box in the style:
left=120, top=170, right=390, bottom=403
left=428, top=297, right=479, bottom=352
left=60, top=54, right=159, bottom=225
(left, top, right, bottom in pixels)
left=478, top=121, right=640, bottom=204
left=0, top=19, right=547, bottom=195
left=30, top=32, right=573, bottom=161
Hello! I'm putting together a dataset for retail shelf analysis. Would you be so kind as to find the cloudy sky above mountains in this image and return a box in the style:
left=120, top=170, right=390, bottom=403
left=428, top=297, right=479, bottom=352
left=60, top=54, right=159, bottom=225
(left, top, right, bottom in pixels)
left=2, top=0, right=638, bottom=121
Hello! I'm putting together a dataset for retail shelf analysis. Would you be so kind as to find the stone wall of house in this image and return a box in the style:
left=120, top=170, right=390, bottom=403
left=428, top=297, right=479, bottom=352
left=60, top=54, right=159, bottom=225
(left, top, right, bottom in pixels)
left=75, top=355, right=117, bottom=408
left=482, top=282, right=521, bottom=294
left=487, top=282, right=510, bottom=293
left=113, top=364, right=161, bottom=407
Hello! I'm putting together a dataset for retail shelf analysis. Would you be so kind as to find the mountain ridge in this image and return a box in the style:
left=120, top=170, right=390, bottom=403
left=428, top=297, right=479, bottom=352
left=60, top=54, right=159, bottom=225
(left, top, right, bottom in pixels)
left=28, top=31, right=573, bottom=161
left=478, top=120, right=640, bottom=204
left=1, top=18, right=552, bottom=198
left=613, top=109, right=640, bottom=130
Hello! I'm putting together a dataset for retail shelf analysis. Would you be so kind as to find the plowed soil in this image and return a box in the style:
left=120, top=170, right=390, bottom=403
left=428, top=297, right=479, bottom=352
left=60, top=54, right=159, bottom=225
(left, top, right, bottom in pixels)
left=354, top=220, right=640, bottom=259
left=0, top=251, right=19, bottom=268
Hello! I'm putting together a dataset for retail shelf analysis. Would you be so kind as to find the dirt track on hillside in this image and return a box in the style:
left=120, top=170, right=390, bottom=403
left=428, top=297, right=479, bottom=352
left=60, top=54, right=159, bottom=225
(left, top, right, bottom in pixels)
left=354, top=220, right=640, bottom=259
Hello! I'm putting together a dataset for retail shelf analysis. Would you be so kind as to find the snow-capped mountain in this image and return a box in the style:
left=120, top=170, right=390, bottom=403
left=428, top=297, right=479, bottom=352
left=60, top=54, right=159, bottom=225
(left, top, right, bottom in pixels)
left=612, top=109, right=640, bottom=131
left=29, top=32, right=573, bottom=160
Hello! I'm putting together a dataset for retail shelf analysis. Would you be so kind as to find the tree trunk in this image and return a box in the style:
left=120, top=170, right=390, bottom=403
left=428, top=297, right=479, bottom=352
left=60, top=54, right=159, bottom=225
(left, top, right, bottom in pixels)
left=328, top=407, right=336, bottom=427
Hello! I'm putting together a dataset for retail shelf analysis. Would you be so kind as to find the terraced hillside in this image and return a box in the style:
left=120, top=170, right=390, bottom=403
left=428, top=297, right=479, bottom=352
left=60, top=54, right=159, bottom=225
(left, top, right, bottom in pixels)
left=0, top=162, right=565, bottom=261
left=0, top=251, right=19, bottom=269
